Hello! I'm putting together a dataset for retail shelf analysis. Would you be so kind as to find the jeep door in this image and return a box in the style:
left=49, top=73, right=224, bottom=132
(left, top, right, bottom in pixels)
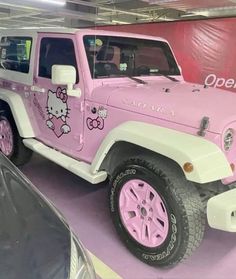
left=31, top=34, right=84, bottom=157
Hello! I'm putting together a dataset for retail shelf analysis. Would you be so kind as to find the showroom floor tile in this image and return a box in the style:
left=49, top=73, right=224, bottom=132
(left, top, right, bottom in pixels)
left=20, top=154, right=236, bottom=279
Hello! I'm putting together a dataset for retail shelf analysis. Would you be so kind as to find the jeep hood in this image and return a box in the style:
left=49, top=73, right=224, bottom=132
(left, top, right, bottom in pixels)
left=103, top=80, right=236, bottom=133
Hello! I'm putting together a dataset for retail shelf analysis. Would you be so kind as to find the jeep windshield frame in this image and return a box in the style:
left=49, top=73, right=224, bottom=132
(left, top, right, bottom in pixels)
left=83, top=35, right=181, bottom=79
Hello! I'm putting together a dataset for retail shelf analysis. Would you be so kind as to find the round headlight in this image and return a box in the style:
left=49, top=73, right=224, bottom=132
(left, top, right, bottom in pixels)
left=224, top=128, right=234, bottom=151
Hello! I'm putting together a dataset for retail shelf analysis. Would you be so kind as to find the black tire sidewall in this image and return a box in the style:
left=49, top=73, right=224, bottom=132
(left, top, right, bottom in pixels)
left=109, top=162, right=190, bottom=266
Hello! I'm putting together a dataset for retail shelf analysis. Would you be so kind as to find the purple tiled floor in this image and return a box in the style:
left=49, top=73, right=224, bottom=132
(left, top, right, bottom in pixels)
left=20, top=154, right=236, bottom=279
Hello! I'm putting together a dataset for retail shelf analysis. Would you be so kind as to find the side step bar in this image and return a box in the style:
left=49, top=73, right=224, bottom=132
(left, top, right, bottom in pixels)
left=23, top=139, right=107, bottom=184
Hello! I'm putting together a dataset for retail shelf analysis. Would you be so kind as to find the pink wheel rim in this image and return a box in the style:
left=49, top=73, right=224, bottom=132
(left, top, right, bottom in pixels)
left=119, top=179, right=169, bottom=248
left=0, top=119, right=13, bottom=156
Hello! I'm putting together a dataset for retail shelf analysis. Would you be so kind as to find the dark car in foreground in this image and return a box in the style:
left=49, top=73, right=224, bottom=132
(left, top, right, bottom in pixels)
left=0, top=154, right=96, bottom=279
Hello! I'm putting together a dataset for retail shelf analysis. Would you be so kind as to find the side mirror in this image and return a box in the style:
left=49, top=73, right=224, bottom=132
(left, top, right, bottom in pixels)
left=51, top=65, right=81, bottom=98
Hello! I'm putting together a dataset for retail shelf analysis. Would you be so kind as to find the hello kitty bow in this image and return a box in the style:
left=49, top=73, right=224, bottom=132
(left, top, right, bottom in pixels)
left=56, top=87, right=68, bottom=103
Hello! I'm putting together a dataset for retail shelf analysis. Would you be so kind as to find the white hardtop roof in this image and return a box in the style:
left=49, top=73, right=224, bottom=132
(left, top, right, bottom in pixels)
left=81, top=29, right=168, bottom=43
left=0, top=27, right=167, bottom=43
left=0, top=27, right=78, bottom=37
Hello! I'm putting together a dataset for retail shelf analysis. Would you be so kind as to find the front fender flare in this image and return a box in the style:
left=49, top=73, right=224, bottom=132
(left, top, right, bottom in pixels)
left=91, top=121, right=232, bottom=184
left=0, top=89, right=34, bottom=138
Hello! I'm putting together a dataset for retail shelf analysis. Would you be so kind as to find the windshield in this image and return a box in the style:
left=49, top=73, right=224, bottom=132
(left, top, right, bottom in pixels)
left=83, top=35, right=180, bottom=79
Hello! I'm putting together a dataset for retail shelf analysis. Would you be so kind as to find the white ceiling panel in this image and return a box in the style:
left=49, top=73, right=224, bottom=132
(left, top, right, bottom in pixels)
left=0, top=0, right=235, bottom=29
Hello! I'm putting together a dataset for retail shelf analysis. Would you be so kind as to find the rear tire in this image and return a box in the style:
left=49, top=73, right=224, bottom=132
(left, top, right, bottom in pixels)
left=109, top=157, right=205, bottom=267
left=0, top=114, right=32, bottom=166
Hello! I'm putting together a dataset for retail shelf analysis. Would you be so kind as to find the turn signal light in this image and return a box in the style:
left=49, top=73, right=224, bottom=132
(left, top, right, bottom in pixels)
left=183, top=162, right=194, bottom=173
left=230, top=163, right=235, bottom=172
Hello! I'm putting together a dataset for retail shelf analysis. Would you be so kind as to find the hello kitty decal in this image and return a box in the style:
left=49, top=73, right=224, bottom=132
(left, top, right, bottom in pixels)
left=98, top=106, right=108, bottom=119
left=86, top=106, right=108, bottom=130
left=46, top=87, right=71, bottom=138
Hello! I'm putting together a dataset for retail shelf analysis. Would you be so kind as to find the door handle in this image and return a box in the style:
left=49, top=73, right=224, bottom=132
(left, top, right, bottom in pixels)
left=31, top=86, right=46, bottom=93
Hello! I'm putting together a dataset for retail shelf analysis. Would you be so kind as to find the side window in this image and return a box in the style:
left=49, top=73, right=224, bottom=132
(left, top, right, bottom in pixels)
left=38, top=37, right=79, bottom=82
left=0, top=36, right=32, bottom=73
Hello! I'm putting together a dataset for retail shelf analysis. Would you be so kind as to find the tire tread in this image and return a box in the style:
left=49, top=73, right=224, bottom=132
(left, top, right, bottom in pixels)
left=110, top=156, right=205, bottom=267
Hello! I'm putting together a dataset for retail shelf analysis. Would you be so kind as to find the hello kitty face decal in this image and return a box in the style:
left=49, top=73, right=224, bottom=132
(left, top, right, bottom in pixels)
left=98, top=106, right=108, bottom=119
left=46, top=87, right=71, bottom=138
left=120, top=63, right=127, bottom=71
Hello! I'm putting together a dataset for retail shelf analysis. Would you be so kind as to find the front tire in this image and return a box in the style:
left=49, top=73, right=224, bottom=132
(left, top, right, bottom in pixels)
left=0, top=114, right=32, bottom=166
left=109, top=158, right=205, bottom=267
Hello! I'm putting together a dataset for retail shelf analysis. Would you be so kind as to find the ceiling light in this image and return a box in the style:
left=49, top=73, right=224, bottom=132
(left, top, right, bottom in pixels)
left=96, top=19, right=131, bottom=25
left=181, top=13, right=201, bottom=18
left=111, top=20, right=130, bottom=24
left=142, top=0, right=178, bottom=3
left=36, top=0, right=66, bottom=5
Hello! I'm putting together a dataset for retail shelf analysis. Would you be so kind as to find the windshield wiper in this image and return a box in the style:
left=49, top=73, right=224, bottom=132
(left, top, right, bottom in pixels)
left=127, top=75, right=147, bottom=84
left=157, top=73, right=180, bottom=82
left=120, top=74, right=147, bottom=85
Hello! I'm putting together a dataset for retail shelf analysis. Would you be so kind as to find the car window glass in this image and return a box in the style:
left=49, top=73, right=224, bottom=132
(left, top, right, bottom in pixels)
left=3, top=168, right=40, bottom=217
left=0, top=36, right=32, bottom=73
left=38, top=37, right=79, bottom=83
left=0, top=167, right=71, bottom=279
left=135, top=46, right=169, bottom=71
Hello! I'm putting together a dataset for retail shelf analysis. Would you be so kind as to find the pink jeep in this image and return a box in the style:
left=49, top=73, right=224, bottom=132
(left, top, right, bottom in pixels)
left=0, top=28, right=235, bottom=267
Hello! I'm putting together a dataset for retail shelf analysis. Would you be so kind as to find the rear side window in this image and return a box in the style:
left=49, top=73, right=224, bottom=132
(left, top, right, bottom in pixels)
left=0, top=36, right=32, bottom=73
left=38, top=37, right=79, bottom=83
